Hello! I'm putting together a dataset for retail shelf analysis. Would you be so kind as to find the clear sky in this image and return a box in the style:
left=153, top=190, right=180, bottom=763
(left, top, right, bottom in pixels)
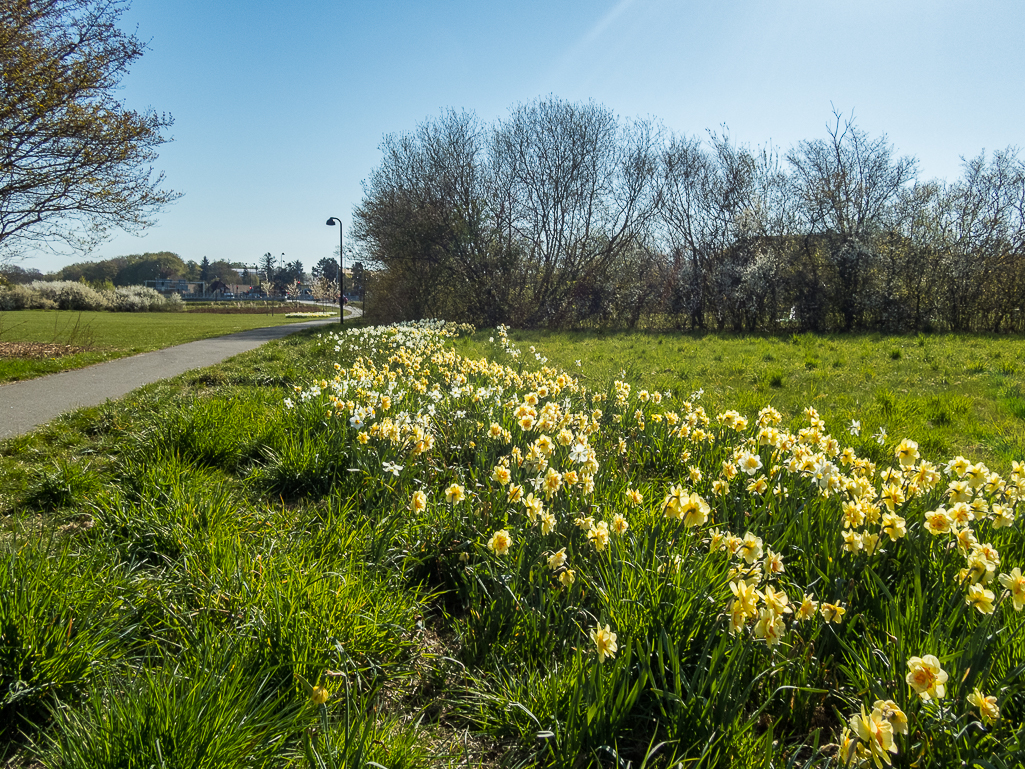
left=22, top=0, right=1025, bottom=274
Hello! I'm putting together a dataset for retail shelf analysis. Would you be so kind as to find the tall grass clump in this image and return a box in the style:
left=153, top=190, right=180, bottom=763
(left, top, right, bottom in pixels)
left=279, top=320, right=1025, bottom=767
left=0, top=536, right=134, bottom=743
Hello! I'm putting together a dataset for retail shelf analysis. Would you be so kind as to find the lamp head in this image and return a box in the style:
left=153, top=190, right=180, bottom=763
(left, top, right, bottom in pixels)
left=326, top=217, right=339, bottom=226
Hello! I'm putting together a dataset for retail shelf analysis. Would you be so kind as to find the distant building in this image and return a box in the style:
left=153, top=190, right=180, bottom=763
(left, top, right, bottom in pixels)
left=145, top=279, right=206, bottom=297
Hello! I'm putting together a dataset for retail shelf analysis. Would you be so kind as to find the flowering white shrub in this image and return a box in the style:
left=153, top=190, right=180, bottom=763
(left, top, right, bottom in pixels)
left=0, top=281, right=184, bottom=311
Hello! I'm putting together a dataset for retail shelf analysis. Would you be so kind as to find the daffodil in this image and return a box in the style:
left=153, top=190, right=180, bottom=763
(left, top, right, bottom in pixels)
left=894, top=438, right=920, bottom=467
left=881, top=513, right=906, bottom=541
left=445, top=483, right=465, bottom=504
left=967, top=687, right=1000, bottom=723
left=730, top=580, right=759, bottom=617
left=588, top=521, right=610, bottom=551
left=821, top=602, right=846, bottom=624
left=487, top=529, right=512, bottom=556
left=311, top=686, right=330, bottom=706
left=754, top=607, right=785, bottom=645
left=547, top=547, right=567, bottom=571
left=966, top=583, right=996, bottom=614
left=998, top=567, right=1025, bottom=610
left=906, top=655, right=947, bottom=701
left=796, top=593, right=818, bottom=621
left=590, top=624, right=618, bottom=662
left=738, top=532, right=764, bottom=564
left=540, top=511, right=557, bottom=535
left=679, top=492, right=710, bottom=528
left=871, top=700, right=907, bottom=735
left=849, top=704, right=898, bottom=768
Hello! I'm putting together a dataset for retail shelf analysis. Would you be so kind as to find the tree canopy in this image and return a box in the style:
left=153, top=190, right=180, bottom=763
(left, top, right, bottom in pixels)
left=0, top=0, right=179, bottom=261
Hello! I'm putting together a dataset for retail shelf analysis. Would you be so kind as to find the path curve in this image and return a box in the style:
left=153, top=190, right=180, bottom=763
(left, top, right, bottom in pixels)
left=0, top=318, right=342, bottom=440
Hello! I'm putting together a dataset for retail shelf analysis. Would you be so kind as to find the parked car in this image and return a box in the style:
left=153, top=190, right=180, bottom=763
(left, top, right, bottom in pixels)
left=222, top=292, right=235, bottom=299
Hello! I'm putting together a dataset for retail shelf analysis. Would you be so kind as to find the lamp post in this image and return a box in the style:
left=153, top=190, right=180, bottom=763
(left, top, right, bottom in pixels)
left=326, top=217, right=344, bottom=325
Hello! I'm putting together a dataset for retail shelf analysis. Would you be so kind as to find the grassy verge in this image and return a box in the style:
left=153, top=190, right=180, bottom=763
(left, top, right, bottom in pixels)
left=1, top=323, right=1023, bottom=767
left=0, top=309, right=320, bottom=382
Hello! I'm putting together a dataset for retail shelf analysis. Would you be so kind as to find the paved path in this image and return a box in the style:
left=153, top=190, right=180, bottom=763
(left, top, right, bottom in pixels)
left=0, top=318, right=345, bottom=440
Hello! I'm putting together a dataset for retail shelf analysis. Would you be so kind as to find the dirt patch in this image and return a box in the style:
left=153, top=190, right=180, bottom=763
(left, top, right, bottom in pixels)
left=0, top=342, right=87, bottom=359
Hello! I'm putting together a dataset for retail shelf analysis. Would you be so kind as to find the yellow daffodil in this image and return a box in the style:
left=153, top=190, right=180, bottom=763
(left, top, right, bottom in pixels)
left=821, top=603, right=846, bottom=624
left=796, top=593, right=819, bottom=621
left=445, top=483, right=465, bottom=504
left=738, top=532, right=764, bottom=565
left=880, top=513, right=906, bottom=541
left=730, top=580, right=759, bottom=618
left=849, top=704, right=898, bottom=768
left=871, top=700, right=907, bottom=735
left=540, top=511, right=557, bottom=535
left=547, top=548, right=567, bottom=571
left=754, top=607, right=785, bottom=645
left=590, top=624, right=618, bottom=662
left=311, top=686, right=330, bottom=706
left=999, top=567, right=1025, bottom=610
left=487, top=529, right=512, bottom=556
left=967, top=687, right=1000, bottom=723
left=906, top=655, right=947, bottom=701
left=966, top=583, right=996, bottom=614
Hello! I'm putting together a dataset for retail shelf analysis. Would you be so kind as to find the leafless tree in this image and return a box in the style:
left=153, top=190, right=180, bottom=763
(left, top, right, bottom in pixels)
left=786, top=112, right=917, bottom=329
left=490, top=98, right=662, bottom=326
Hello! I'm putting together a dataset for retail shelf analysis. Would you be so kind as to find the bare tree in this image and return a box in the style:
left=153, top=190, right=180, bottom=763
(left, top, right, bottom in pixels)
left=935, top=148, right=1025, bottom=330
left=490, top=97, right=662, bottom=326
left=786, top=112, right=917, bottom=330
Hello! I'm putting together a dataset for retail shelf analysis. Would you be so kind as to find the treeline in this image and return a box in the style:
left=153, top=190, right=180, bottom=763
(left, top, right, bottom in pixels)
left=353, top=98, right=1025, bottom=332
left=0, top=252, right=239, bottom=288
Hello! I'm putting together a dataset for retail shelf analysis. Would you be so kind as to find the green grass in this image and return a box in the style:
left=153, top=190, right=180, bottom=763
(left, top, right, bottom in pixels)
left=0, top=309, right=321, bottom=382
left=1, top=323, right=1023, bottom=767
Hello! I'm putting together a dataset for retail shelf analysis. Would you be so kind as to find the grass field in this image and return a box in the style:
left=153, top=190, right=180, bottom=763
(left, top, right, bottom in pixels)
left=1, top=322, right=1023, bottom=768
left=0, top=309, right=324, bottom=382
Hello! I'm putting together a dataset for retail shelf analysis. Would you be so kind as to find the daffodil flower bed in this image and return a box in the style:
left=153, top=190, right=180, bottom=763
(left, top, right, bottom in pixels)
left=279, top=319, right=1025, bottom=765
left=284, top=311, right=337, bottom=318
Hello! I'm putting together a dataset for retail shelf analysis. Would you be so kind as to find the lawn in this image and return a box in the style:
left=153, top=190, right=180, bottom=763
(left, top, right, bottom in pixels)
left=0, top=308, right=330, bottom=382
left=1, top=322, right=1023, bottom=768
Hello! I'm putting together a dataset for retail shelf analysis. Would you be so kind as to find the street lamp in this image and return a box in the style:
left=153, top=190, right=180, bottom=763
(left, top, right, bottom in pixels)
left=326, top=217, right=344, bottom=325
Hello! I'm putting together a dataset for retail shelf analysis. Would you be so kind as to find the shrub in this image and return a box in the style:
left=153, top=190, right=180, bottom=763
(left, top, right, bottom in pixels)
left=0, top=283, right=56, bottom=310
left=112, top=286, right=185, bottom=312
left=0, top=282, right=185, bottom=312
left=29, top=280, right=109, bottom=311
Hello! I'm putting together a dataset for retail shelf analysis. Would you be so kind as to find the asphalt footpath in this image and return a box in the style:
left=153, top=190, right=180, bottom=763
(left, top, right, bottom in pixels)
left=0, top=318, right=343, bottom=441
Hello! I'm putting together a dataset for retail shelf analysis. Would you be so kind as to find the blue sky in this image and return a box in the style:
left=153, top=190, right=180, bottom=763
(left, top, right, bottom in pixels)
left=24, top=0, right=1025, bottom=273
